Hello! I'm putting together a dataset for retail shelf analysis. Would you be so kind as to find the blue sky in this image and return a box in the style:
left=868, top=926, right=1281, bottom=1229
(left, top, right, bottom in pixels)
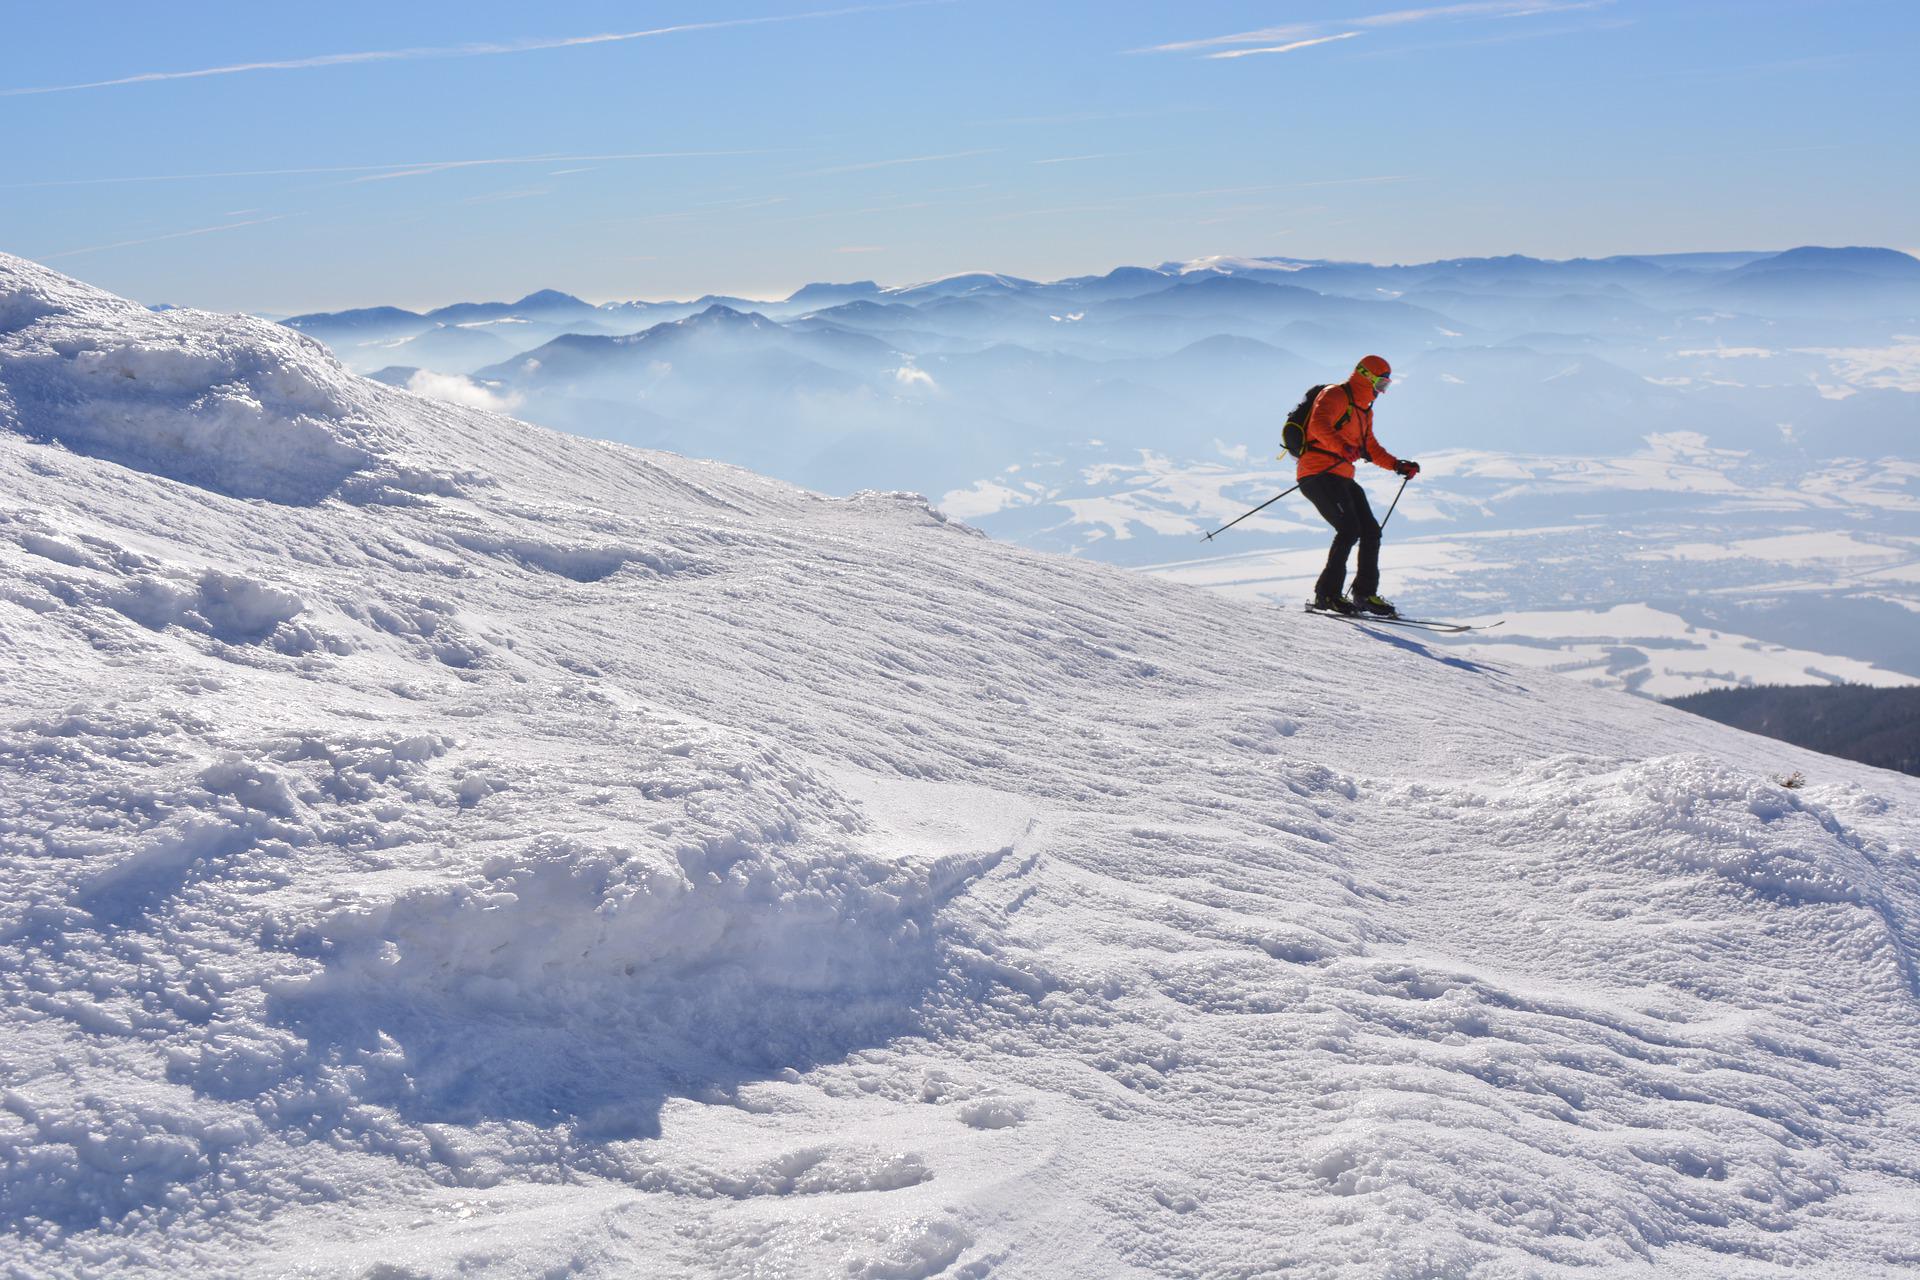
left=4, top=0, right=1913, bottom=312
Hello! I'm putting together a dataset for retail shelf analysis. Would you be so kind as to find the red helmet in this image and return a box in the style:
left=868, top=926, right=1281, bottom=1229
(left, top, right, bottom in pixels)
left=1356, top=354, right=1391, bottom=378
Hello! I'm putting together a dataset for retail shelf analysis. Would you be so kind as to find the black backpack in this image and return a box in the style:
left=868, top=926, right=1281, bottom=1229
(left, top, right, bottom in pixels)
left=1280, top=382, right=1349, bottom=458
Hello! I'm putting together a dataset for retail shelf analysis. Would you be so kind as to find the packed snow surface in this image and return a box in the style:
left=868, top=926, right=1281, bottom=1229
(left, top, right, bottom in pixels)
left=3, top=253, right=1920, bottom=1277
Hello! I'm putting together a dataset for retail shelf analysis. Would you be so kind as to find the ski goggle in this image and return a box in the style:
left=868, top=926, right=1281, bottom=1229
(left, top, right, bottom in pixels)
left=1357, top=366, right=1390, bottom=392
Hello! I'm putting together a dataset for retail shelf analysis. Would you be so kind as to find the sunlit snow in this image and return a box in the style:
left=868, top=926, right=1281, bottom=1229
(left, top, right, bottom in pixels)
left=5, top=255, right=1920, bottom=1277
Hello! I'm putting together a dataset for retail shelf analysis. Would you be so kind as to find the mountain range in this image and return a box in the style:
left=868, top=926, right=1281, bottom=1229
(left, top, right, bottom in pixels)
left=281, top=246, right=1920, bottom=698
left=281, top=248, right=1920, bottom=479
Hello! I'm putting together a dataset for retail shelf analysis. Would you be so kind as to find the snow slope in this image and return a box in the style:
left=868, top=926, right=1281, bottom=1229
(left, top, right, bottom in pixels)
left=4, top=254, right=1920, bottom=1278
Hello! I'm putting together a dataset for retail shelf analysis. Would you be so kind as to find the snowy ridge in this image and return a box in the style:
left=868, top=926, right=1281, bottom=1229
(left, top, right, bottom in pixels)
left=3, top=254, right=1919, bottom=1277
left=0, top=256, right=476, bottom=505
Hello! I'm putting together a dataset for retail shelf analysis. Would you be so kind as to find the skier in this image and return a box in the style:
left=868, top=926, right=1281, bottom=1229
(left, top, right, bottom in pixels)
left=1297, top=355, right=1419, bottom=617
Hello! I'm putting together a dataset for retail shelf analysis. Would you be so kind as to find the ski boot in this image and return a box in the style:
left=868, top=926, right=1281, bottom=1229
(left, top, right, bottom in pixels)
left=1312, top=593, right=1357, bottom=615
left=1354, top=594, right=1400, bottom=618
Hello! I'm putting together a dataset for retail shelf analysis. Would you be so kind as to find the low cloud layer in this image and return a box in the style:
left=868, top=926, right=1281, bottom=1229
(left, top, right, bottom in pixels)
left=406, top=369, right=523, bottom=413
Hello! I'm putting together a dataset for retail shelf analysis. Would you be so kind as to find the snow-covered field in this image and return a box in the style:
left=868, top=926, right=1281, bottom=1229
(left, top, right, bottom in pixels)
left=5, top=254, right=1920, bottom=1277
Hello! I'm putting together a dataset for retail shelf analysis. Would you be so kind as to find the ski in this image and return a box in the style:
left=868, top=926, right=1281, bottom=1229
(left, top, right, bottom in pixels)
left=1303, top=605, right=1503, bottom=634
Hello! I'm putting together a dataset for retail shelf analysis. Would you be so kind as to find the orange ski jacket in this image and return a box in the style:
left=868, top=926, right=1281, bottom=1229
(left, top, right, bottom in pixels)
left=1295, top=371, right=1401, bottom=480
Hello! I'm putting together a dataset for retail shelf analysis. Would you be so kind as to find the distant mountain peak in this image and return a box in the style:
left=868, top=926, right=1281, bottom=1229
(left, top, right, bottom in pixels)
left=785, top=280, right=883, bottom=304
left=1750, top=246, right=1920, bottom=277
left=684, top=302, right=771, bottom=326
left=887, top=271, right=1038, bottom=301
left=281, top=304, right=425, bottom=329
left=512, top=289, right=589, bottom=309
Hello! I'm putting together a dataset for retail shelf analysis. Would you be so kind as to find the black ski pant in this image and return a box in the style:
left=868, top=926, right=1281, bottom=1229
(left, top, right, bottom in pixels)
left=1298, top=471, right=1381, bottom=601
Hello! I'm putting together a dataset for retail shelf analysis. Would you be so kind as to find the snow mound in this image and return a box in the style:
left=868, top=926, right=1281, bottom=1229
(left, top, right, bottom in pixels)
left=275, top=740, right=990, bottom=1122
left=1505, top=754, right=1913, bottom=917
left=0, top=254, right=475, bottom=504
left=838, top=488, right=984, bottom=534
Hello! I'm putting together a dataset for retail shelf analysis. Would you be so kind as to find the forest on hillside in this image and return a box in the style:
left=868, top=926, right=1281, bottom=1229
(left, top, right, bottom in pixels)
left=1667, top=684, right=1920, bottom=777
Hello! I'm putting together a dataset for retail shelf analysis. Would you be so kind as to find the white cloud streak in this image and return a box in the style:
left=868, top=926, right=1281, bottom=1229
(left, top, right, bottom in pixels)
left=42, top=213, right=291, bottom=260
left=1206, top=33, right=1363, bottom=59
left=1144, top=0, right=1608, bottom=57
left=1, top=149, right=782, bottom=191
left=349, top=150, right=796, bottom=184
left=793, top=149, right=1000, bottom=178
left=1, top=2, right=941, bottom=96
left=1145, top=26, right=1315, bottom=55
left=42, top=214, right=291, bottom=260
left=1357, top=0, right=1607, bottom=27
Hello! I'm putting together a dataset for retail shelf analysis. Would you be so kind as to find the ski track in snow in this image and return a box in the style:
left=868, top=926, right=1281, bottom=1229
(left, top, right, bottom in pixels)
left=3, top=253, right=1920, bottom=1277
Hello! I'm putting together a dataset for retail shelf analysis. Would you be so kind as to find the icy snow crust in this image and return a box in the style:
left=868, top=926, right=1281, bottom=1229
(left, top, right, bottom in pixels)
left=0, top=257, right=473, bottom=505
left=2, top=253, right=1918, bottom=1277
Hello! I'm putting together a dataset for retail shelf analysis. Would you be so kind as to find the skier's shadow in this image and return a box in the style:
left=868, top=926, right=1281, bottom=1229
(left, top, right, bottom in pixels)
left=1354, top=624, right=1530, bottom=691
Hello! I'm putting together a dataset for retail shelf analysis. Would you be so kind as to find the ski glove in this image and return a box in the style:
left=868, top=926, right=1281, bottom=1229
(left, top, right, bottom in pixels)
left=1395, top=459, right=1421, bottom=478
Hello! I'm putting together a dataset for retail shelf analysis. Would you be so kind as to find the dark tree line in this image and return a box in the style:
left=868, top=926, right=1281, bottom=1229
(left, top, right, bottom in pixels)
left=1667, top=684, right=1920, bottom=778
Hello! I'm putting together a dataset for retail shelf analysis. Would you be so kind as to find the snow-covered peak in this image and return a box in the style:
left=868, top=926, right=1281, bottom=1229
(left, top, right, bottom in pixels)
left=0, top=253, right=476, bottom=505
left=884, top=270, right=1039, bottom=301
left=1159, top=254, right=1316, bottom=276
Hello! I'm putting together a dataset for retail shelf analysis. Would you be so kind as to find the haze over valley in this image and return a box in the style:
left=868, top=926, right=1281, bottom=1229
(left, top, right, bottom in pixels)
left=284, top=245, right=1920, bottom=697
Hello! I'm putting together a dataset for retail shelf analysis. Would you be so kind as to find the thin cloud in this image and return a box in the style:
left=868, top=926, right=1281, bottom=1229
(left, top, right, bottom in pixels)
left=793, top=148, right=1000, bottom=178
left=0, top=149, right=784, bottom=191
left=1, top=2, right=944, bottom=96
left=1144, top=0, right=1607, bottom=57
left=1032, top=153, right=1130, bottom=165
left=405, top=370, right=522, bottom=414
left=1142, top=26, right=1315, bottom=55
left=1206, top=33, right=1363, bottom=60
left=344, top=149, right=779, bottom=185
left=43, top=214, right=291, bottom=260
left=1356, top=0, right=1607, bottom=27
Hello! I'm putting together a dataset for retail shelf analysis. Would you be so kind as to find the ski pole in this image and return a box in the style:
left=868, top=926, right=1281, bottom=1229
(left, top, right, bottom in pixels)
left=1378, top=473, right=1410, bottom=534
left=1201, top=483, right=1299, bottom=542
